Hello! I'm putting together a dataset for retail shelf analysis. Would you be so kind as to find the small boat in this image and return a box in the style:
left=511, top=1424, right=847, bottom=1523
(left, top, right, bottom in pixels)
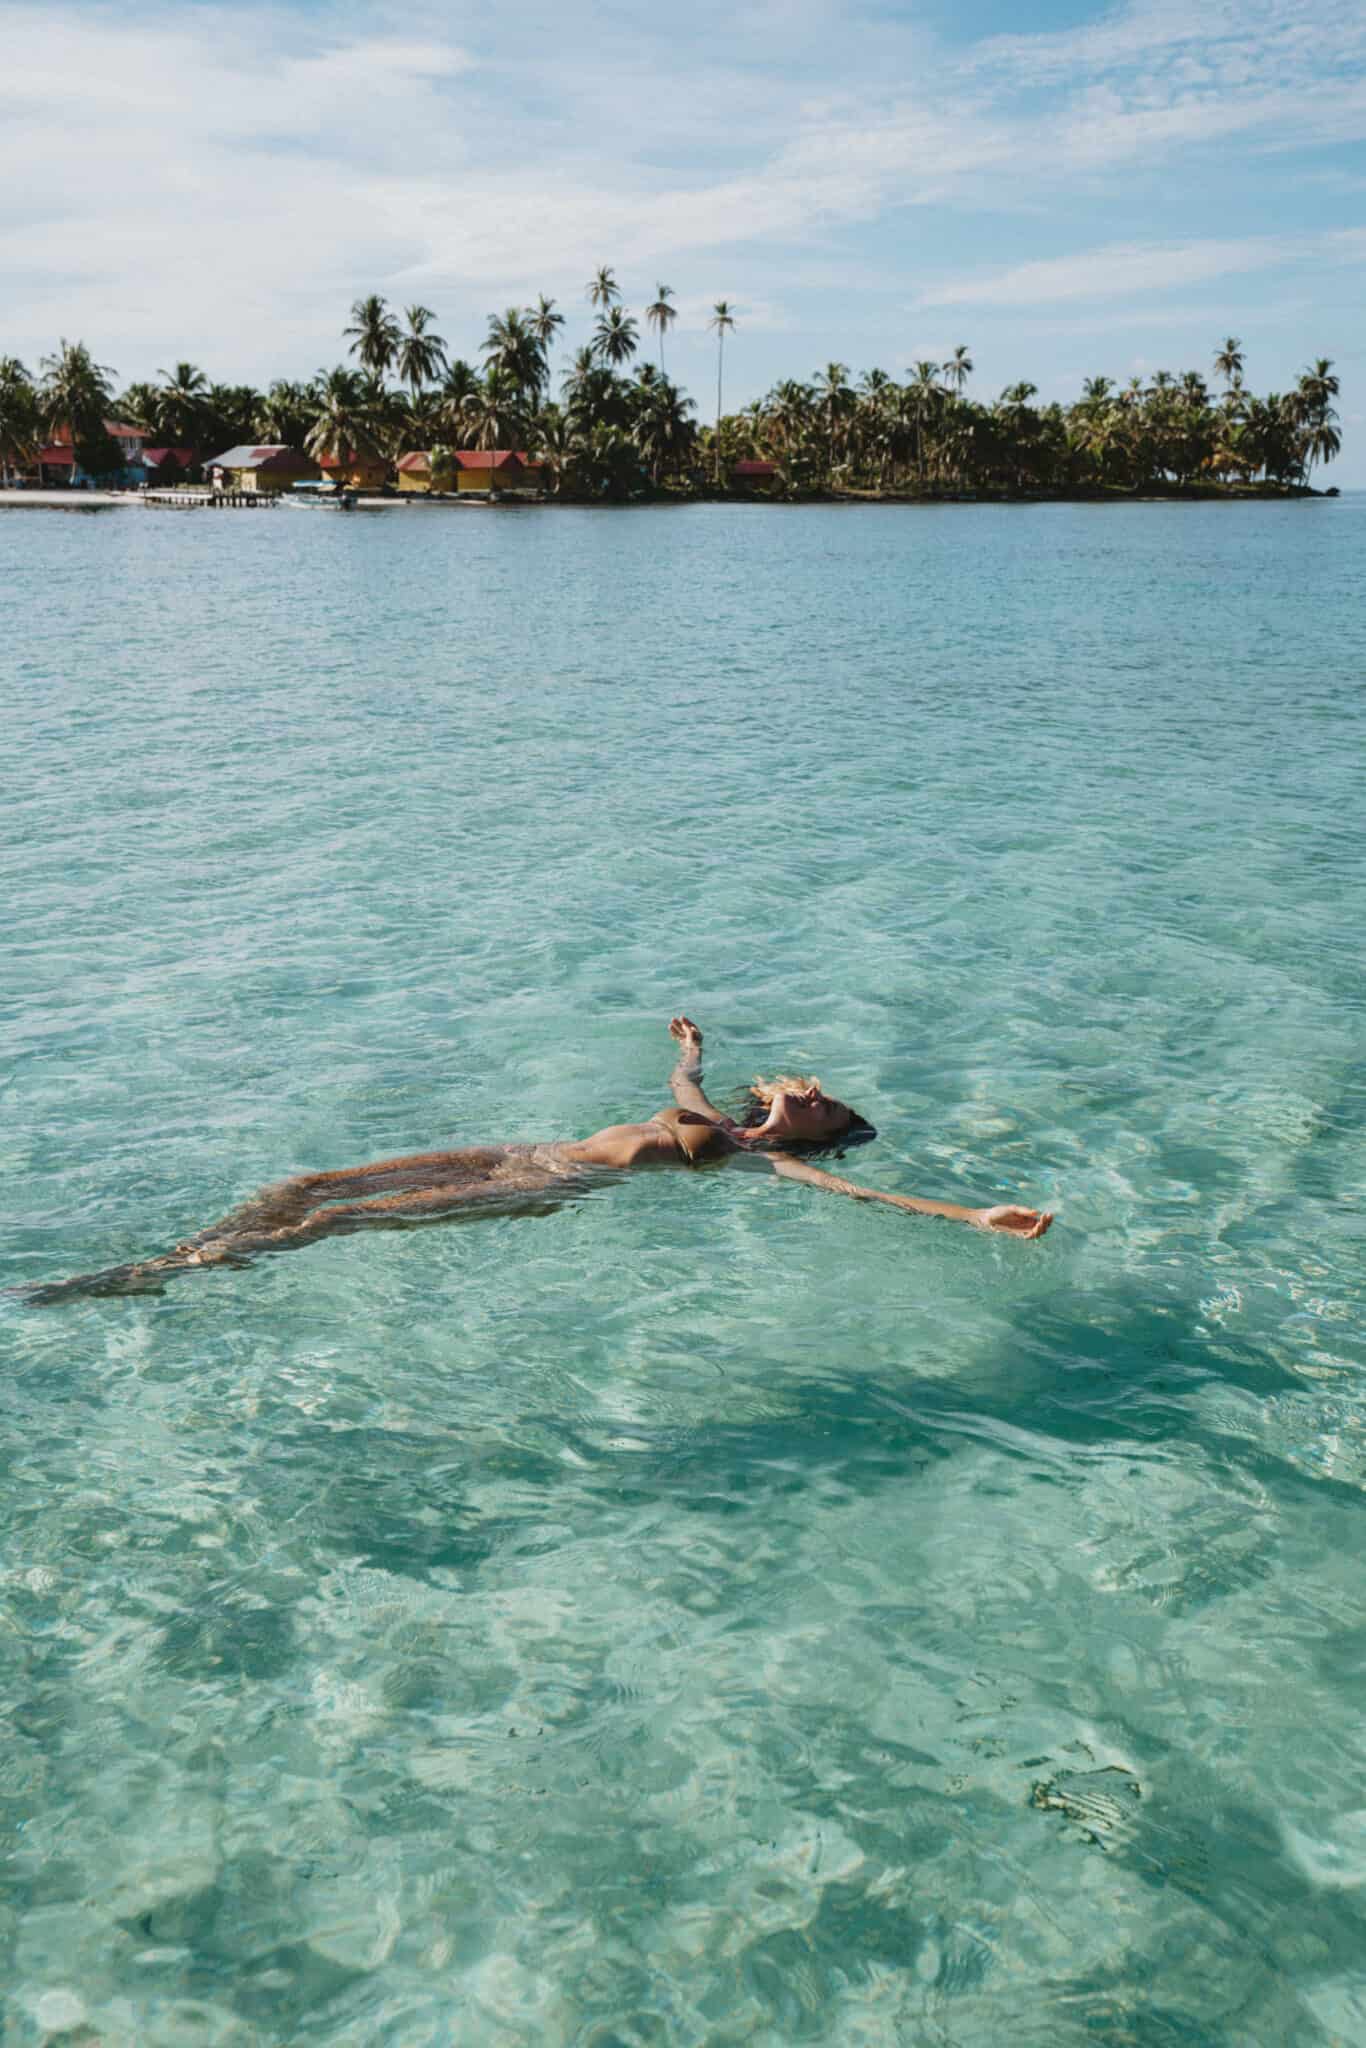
left=287, top=482, right=357, bottom=509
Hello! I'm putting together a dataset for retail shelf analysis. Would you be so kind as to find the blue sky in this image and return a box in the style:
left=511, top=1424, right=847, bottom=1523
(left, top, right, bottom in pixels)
left=3, top=0, right=1363, bottom=476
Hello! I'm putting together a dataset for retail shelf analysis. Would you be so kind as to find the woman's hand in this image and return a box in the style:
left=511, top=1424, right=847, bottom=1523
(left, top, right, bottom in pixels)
left=669, top=1015, right=703, bottom=1060
left=976, top=1205, right=1054, bottom=1239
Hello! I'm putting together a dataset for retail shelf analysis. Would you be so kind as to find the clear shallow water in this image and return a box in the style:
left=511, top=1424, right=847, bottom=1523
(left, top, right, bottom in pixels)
left=3, top=496, right=1365, bottom=2045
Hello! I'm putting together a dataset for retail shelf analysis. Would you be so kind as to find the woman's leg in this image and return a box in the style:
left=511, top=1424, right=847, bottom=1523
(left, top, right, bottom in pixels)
left=12, top=1157, right=573, bottom=1305
left=207, top=1177, right=568, bottom=1256
left=176, top=1148, right=511, bottom=1249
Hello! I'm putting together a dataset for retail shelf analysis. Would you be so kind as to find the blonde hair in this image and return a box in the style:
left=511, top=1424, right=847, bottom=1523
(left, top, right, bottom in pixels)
left=749, top=1074, right=822, bottom=1106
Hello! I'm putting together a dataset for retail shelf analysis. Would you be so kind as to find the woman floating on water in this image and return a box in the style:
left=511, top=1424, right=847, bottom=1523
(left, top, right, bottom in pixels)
left=16, top=1018, right=1053, bottom=1302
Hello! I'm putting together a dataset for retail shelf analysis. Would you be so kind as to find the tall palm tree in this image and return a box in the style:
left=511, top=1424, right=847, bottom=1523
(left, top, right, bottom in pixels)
left=1300, top=414, right=1341, bottom=483
left=38, top=339, right=117, bottom=476
left=534, top=404, right=576, bottom=497
left=592, top=307, right=639, bottom=368
left=344, top=295, right=401, bottom=380
left=708, top=301, right=736, bottom=484
left=206, top=383, right=262, bottom=451
left=645, top=284, right=678, bottom=372
left=395, top=306, right=447, bottom=401
left=303, top=368, right=383, bottom=475
left=856, top=370, right=895, bottom=486
left=586, top=266, right=620, bottom=310
left=1297, top=356, right=1339, bottom=418
left=562, top=349, right=628, bottom=435
left=156, top=361, right=209, bottom=447
left=946, top=345, right=973, bottom=398
left=765, top=379, right=814, bottom=454
left=463, top=367, right=528, bottom=486
left=483, top=308, right=546, bottom=403
left=39, top=339, right=115, bottom=438
left=907, top=360, right=943, bottom=487
left=253, top=380, right=313, bottom=445
left=525, top=295, right=564, bottom=370
left=1213, top=337, right=1244, bottom=395
left=1295, top=358, right=1340, bottom=484
left=436, top=360, right=482, bottom=442
left=0, top=356, right=38, bottom=482
left=118, top=381, right=165, bottom=437
left=633, top=377, right=696, bottom=485
left=816, top=362, right=853, bottom=485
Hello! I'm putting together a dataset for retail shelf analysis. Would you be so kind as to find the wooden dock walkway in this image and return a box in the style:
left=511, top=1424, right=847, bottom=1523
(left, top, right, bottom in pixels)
left=141, top=490, right=277, bottom=510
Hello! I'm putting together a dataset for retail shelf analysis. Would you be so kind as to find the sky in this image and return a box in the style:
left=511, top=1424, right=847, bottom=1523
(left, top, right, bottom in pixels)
left=2, top=0, right=1364, bottom=477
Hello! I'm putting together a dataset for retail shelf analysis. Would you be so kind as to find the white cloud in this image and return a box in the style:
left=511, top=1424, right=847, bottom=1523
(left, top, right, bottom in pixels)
left=917, top=236, right=1298, bottom=308
left=917, top=229, right=1366, bottom=310
left=0, top=0, right=1363, bottom=397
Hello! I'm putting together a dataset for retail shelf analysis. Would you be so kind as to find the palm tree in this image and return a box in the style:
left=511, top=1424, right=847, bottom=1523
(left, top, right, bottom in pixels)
left=435, top=359, right=482, bottom=442
left=254, top=380, right=313, bottom=445
left=708, top=301, right=736, bottom=484
left=907, top=360, right=944, bottom=487
left=633, top=377, right=696, bottom=485
left=39, top=339, right=115, bottom=437
left=156, top=361, right=209, bottom=447
left=463, top=367, right=528, bottom=488
left=118, top=381, right=165, bottom=437
left=358, top=375, right=412, bottom=460
left=1213, top=337, right=1244, bottom=395
left=345, top=295, right=401, bottom=380
left=0, top=356, right=38, bottom=483
left=1297, top=356, right=1340, bottom=417
left=395, top=306, right=447, bottom=401
left=946, top=345, right=973, bottom=398
left=816, top=362, right=853, bottom=486
left=856, top=370, right=895, bottom=486
left=764, top=379, right=814, bottom=453
left=525, top=295, right=564, bottom=369
left=1300, top=414, right=1342, bottom=483
left=586, top=266, right=620, bottom=310
left=534, top=404, right=577, bottom=497
left=303, top=368, right=383, bottom=477
left=593, top=307, right=639, bottom=368
left=427, top=443, right=458, bottom=493
left=562, top=350, right=628, bottom=436
left=645, top=284, right=678, bottom=372
left=38, top=339, right=117, bottom=476
left=205, top=383, right=261, bottom=452
left=483, top=308, right=546, bottom=403
left=1295, top=358, right=1340, bottom=484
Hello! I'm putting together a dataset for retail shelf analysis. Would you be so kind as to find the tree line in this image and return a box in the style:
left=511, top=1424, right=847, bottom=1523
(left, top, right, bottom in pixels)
left=0, top=274, right=1342, bottom=497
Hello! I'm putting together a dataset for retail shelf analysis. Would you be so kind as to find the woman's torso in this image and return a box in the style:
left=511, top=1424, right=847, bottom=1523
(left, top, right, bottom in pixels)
left=562, top=1109, right=735, bottom=1172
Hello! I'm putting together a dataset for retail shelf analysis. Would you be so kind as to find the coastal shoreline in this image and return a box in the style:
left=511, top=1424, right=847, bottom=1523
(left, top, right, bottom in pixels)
left=0, top=482, right=1335, bottom=513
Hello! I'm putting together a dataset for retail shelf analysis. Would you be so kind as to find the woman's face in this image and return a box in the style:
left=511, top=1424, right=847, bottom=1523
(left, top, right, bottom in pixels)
left=766, top=1085, right=852, bottom=1143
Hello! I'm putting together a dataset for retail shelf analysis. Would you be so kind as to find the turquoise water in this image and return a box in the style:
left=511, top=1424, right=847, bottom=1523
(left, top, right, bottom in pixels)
left=4, top=496, right=1366, bottom=2045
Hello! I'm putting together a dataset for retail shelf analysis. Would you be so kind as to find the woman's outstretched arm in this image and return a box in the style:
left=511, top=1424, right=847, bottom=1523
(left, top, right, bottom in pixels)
left=766, top=1153, right=1054, bottom=1238
left=667, top=1016, right=732, bottom=1125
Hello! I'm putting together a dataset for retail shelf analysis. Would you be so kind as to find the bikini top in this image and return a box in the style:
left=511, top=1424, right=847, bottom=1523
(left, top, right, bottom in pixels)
left=649, top=1107, right=734, bottom=1168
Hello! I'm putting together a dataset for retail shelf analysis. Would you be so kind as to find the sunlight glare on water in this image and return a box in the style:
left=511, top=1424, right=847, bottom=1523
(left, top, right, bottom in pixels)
left=3, top=497, right=1366, bottom=2045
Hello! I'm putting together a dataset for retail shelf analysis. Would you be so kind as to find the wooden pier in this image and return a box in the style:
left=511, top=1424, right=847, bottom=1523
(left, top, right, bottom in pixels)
left=141, top=490, right=277, bottom=510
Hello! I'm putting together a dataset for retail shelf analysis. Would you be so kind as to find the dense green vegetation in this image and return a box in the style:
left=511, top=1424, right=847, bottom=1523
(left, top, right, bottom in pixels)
left=0, top=293, right=1342, bottom=498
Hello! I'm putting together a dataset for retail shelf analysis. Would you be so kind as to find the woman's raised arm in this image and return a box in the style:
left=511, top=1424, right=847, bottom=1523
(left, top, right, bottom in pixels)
left=667, top=1016, right=731, bottom=1124
left=767, top=1153, right=1053, bottom=1238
